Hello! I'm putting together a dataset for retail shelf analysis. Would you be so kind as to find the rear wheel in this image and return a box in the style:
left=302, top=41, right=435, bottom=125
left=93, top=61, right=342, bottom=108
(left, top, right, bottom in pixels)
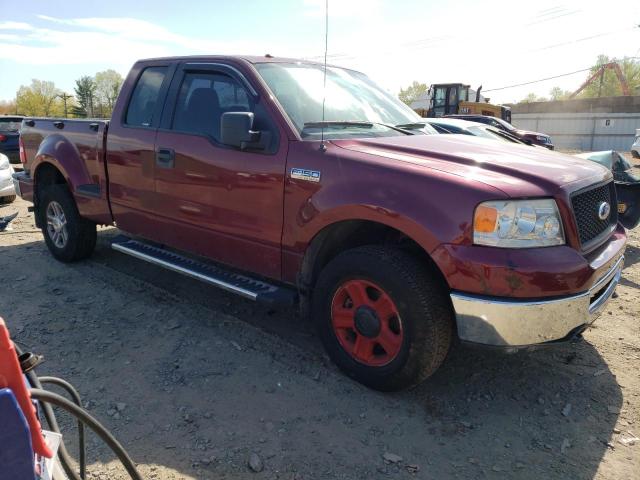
left=632, top=150, right=640, bottom=159
left=39, top=184, right=96, bottom=262
left=313, top=246, right=453, bottom=391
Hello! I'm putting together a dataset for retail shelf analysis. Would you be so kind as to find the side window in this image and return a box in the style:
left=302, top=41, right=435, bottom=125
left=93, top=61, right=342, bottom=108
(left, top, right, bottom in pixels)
left=125, top=66, right=167, bottom=127
left=172, top=72, right=253, bottom=142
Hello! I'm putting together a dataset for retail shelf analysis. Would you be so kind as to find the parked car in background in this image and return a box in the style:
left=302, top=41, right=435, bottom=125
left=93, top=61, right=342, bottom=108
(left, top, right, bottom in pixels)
left=575, top=150, right=640, bottom=229
left=0, top=116, right=23, bottom=164
left=0, top=153, right=16, bottom=203
left=446, top=114, right=554, bottom=149
left=632, top=129, right=639, bottom=158
left=419, top=117, right=531, bottom=145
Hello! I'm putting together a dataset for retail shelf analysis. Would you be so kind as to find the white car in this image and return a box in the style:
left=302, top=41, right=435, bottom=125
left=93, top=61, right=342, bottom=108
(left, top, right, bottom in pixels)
left=632, top=128, right=640, bottom=159
left=0, top=153, right=16, bottom=203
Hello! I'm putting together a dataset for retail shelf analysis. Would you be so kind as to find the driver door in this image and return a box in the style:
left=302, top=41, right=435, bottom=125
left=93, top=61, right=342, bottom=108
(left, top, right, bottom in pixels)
left=152, top=62, right=287, bottom=279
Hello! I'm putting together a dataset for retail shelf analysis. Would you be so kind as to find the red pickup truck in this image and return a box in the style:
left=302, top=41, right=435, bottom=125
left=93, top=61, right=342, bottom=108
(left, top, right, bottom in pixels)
left=14, top=55, right=626, bottom=391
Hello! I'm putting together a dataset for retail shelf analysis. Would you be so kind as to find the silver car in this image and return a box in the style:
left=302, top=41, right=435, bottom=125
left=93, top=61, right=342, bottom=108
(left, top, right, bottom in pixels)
left=632, top=128, right=640, bottom=159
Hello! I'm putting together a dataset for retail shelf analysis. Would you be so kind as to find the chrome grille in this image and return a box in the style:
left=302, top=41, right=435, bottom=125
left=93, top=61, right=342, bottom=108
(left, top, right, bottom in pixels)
left=571, top=182, right=617, bottom=246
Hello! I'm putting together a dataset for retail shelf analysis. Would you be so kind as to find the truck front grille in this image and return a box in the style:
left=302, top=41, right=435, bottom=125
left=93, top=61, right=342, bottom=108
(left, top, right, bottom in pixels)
left=571, top=181, right=617, bottom=247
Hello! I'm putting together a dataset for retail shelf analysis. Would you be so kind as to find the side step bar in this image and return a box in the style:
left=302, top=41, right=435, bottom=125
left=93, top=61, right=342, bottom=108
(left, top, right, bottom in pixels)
left=111, top=237, right=297, bottom=306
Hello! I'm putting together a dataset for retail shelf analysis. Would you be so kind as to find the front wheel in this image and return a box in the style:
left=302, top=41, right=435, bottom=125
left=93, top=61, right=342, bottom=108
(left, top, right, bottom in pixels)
left=39, top=184, right=97, bottom=262
left=313, top=246, right=453, bottom=391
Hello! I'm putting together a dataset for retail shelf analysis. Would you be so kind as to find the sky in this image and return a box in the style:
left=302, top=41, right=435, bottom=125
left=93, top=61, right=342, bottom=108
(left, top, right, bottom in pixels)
left=0, top=0, right=639, bottom=105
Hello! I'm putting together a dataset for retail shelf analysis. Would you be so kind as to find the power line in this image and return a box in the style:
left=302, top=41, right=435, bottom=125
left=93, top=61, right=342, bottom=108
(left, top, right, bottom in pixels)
left=482, top=67, right=593, bottom=92
left=484, top=54, right=640, bottom=93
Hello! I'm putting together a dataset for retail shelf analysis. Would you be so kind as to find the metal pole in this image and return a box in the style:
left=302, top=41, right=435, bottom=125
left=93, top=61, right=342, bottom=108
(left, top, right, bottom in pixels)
left=57, top=93, right=72, bottom=118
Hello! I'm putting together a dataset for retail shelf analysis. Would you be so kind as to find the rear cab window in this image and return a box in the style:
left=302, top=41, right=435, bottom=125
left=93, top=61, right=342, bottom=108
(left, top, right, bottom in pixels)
left=125, top=66, right=168, bottom=127
left=0, top=119, right=21, bottom=132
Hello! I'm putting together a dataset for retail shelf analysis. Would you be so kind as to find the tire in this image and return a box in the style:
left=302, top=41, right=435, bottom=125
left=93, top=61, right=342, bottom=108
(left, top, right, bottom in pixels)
left=39, top=184, right=96, bottom=262
left=632, top=150, right=640, bottom=159
left=312, top=245, right=453, bottom=391
left=0, top=194, right=16, bottom=204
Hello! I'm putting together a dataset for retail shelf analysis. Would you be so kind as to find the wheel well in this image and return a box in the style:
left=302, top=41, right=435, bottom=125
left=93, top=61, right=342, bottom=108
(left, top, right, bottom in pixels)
left=299, top=220, right=446, bottom=294
left=35, top=162, right=66, bottom=195
left=33, top=163, right=67, bottom=226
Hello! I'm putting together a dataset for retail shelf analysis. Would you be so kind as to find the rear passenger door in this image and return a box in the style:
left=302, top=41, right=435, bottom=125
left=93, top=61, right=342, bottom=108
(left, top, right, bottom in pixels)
left=152, top=62, right=287, bottom=280
left=106, top=61, right=175, bottom=239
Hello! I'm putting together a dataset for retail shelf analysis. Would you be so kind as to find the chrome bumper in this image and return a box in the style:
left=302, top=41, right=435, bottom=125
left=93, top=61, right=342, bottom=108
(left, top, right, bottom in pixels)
left=451, top=255, right=624, bottom=346
left=11, top=172, right=21, bottom=197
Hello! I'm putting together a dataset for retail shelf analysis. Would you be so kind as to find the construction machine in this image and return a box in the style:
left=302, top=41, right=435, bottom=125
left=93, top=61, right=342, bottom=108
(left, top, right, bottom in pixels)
left=570, top=62, right=631, bottom=98
left=422, top=83, right=512, bottom=122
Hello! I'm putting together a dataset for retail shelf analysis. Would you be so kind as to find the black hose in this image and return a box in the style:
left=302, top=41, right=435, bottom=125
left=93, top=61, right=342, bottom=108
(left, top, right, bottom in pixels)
left=29, top=389, right=143, bottom=480
left=38, top=377, right=86, bottom=480
left=17, top=346, right=82, bottom=480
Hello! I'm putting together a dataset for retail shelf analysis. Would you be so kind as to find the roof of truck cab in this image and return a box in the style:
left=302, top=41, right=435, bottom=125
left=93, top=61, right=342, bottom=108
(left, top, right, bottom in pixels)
left=136, top=55, right=355, bottom=70
left=138, top=55, right=324, bottom=65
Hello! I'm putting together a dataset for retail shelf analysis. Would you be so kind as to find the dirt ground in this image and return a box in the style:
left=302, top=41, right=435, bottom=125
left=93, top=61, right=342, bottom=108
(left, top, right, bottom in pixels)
left=1, top=158, right=639, bottom=480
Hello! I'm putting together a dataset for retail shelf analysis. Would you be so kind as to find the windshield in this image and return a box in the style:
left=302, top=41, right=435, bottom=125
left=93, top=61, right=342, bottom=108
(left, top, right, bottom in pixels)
left=467, top=125, right=502, bottom=140
left=255, top=62, right=423, bottom=139
left=0, top=119, right=21, bottom=132
left=489, top=116, right=516, bottom=132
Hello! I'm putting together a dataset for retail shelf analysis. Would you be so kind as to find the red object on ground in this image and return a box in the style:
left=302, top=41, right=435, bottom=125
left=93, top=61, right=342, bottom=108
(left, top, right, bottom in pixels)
left=0, top=318, right=53, bottom=458
left=331, top=280, right=403, bottom=367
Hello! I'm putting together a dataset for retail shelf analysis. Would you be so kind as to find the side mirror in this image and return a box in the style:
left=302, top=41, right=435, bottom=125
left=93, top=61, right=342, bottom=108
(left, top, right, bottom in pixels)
left=220, top=112, right=261, bottom=150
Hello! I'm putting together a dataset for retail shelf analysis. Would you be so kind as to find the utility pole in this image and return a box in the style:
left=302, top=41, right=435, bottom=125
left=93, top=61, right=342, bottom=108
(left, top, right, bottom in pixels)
left=57, top=93, right=73, bottom=118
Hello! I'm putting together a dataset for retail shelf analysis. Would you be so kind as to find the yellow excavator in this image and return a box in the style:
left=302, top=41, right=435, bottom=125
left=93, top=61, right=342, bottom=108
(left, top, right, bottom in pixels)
left=419, top=83, right=512, bottom=122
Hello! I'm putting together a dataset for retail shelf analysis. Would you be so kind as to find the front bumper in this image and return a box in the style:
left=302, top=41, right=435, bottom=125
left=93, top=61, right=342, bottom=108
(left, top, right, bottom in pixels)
left=451, top=255, right=624, bottom=346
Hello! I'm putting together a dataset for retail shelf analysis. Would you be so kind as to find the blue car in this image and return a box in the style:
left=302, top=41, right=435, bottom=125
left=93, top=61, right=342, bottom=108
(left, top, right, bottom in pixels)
left=0, top=116, right=23, bottom=164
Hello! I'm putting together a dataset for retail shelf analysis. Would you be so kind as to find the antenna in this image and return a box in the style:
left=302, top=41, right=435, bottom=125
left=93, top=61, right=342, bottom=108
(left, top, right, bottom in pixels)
left=319, top=0, right=329, bottom=152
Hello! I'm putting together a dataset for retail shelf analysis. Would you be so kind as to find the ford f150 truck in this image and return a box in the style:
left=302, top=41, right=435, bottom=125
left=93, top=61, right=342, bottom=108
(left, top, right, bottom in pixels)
left=13, top=55, right=626, bottom=391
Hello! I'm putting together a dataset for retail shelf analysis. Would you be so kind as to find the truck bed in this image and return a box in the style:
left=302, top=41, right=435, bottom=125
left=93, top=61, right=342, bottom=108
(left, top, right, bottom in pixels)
left=20, top=117, right=112, bottom=224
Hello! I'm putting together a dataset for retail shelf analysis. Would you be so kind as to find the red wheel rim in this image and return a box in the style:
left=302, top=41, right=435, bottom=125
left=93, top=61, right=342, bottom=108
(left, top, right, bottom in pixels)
left=331, top=279, right=403, bottom=367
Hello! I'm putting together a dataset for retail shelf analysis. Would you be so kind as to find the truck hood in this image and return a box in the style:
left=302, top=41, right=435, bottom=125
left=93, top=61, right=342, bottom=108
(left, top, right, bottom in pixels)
left=332, top=134, right=610, bottom=197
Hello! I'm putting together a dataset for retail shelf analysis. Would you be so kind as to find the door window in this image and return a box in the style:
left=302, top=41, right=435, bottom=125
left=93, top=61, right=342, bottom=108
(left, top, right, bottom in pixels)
left=125, top=66, right=168, bottom=127
left=433, top=87, right=447, bottom=107
left=172, top=72, right=253, bottom=142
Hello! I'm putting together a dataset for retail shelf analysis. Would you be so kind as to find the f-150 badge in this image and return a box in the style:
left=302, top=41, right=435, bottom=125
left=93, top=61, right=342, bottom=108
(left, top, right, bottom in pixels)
left=291, top=168, right=321, bottom=183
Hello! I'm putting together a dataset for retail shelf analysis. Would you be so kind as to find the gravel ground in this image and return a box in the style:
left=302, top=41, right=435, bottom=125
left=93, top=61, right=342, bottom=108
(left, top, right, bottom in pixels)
left=0, top=157, right=638, bottom=480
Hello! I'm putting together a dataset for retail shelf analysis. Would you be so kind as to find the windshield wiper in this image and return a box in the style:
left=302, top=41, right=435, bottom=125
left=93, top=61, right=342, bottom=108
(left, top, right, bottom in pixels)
left=395, top=122, right=426, bottom=130
left=304, top=121, right=374, bottom=129
left=303, top=121, right=414, bottom=135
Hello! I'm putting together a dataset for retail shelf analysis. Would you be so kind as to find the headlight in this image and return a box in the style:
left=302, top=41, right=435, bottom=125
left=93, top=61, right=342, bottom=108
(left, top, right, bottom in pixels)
left=0, top=156, right=9, bottom=170
left=473, top=199, right=564, bottom=247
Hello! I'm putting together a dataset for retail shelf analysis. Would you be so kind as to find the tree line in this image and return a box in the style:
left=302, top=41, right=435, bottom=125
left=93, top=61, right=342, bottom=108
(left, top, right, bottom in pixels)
left=0, top=69, right=124, bottom=118
left=398, top=55, right=640, bottom=107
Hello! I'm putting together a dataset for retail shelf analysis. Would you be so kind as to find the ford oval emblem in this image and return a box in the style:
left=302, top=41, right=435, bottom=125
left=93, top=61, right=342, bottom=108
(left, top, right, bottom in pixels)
left=598, top=201, right=611, bottom=221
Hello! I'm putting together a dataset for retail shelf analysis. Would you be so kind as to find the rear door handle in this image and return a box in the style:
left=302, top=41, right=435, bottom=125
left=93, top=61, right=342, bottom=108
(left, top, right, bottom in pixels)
left=156, top=148, right=175, bottom=168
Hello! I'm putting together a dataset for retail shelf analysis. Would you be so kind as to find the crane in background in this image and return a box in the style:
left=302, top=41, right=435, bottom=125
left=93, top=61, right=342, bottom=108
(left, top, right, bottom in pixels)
left=569, top=62, right=631, bottom=98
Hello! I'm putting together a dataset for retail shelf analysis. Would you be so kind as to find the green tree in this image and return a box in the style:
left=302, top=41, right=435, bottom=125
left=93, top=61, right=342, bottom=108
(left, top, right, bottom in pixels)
left=15, top=80, right=63, bottom=117
left=398, top=81, right=429, bottom=106
left=578, top=55, right=640, bottom=98
left=94, top=69, right=123, bottom=117
left=73, top=76, right=96, bottom=118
